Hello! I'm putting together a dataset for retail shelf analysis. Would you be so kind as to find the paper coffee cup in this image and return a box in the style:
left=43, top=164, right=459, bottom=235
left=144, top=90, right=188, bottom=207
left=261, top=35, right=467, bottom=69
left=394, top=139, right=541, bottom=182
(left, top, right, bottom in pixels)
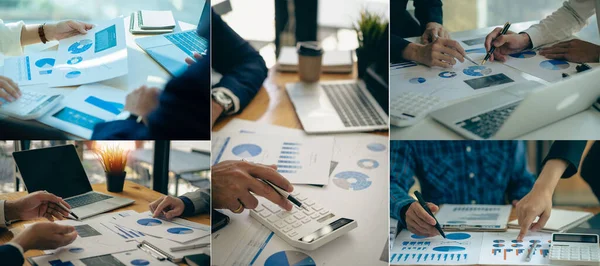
left=297, top=42, right=323, bottom=83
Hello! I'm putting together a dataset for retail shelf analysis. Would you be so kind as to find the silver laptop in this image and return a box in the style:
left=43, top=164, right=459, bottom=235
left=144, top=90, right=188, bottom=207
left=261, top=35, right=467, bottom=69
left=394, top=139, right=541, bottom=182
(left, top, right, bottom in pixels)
left=286, top=66, right=389, bottom=133
left=135, top=1, right=209, bottom=76
left=430, top=68, right=600, bottom=139
left=14, top=145, right=134, bottom=220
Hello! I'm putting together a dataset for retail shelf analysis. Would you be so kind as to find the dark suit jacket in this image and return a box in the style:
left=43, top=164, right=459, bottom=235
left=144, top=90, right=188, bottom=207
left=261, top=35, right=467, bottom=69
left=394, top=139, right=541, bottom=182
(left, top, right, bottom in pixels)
left=211, top=11, right=268, bottom=112
left=0, top=244, right=24, bottom=266
left=543, top=141, right=600, bottom=198
left=390, top=0, right=443, bottom=63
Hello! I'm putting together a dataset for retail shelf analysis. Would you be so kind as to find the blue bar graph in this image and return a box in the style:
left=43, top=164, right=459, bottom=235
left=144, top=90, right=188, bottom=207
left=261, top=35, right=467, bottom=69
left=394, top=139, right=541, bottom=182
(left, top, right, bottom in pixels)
left=277, top=142, right=303, bottom=174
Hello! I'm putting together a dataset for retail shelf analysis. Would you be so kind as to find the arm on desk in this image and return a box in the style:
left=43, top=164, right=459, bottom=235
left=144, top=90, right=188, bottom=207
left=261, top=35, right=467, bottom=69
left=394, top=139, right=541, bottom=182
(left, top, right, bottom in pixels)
left=180, top=189, right=210, bottom=216
left=389, top=142, right=417, bottom=225
left=0, top=244, right=24, bottom=266
left=211, top=10, right=268, bottom=115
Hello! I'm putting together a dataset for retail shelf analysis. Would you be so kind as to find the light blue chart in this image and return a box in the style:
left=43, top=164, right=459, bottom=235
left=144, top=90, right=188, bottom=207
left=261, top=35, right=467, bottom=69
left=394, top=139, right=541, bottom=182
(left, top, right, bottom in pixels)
left=232, top=144, right=262, bottom=158
left=367, top=143, right=386, bottom=152
left=391, top=253, right=468, bottom=263
left=67, top=56, right=83, bottom=65
left=130, top=259, right=150, bottom=266
left=466, top=47, right=487, bottom=54
left=65, top=70, right=81, bottom=79
left=332, top=171, right=372, bottom=191
left=446, top=233, right=471, bottom=240
left=409, top=77, right=426, bottom=84
left=137, top=218, right=163, bottom=226
left=95, top=25, right=117, bottom=53
left=510, top=50, right=536, bottom=58
left=540, top=59, right=570, bottom=70
left=68, top=39, right=93, bottom=54
left=357, top=159, right=379, bottom=169
left=52, top=107, right=105, bottom=130
left=432, top=246, right=467, bottom=252
left=166, top=227, right=194, bottom=234
left=463, top=65, right=492, bottom=76
left=85, top=96, right=124, bottom=115
left=264, top=250, right=316, bottom=266
left=34, top=58, right=55, bottom=75
left=69, top=248, right=84, bottom=253
left=439, top=71, right=457, bottom=78
left=277, top=142, right=302, bottom=174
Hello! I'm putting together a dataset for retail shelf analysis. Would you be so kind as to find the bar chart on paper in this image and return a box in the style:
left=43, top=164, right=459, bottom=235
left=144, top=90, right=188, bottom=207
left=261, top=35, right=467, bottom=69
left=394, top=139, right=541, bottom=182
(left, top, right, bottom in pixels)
left=390, top=231, right=481, bottom=265
left=479, top=230, right=551, bottom=265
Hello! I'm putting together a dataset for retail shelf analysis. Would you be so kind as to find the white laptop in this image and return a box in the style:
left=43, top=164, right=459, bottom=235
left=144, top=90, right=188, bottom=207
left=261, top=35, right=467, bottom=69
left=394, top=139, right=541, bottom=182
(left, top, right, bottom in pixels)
left=286, top=65, right=389, bottom=133
left=430, top=68, right=600, bottom=139
left=14, top=144, right=134, bottom=220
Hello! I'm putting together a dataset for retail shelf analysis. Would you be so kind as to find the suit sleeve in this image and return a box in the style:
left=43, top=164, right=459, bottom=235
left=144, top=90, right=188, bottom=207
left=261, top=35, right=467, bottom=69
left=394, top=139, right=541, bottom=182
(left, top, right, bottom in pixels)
left=413, top=0, right=444, bottom=31
left=0, top=244, right=24, bottom=266
left=179, top=189, right=210, bottom=216
left=211, top=10, right=268, bottom=114
left=542, top=140, right=587, bottom=178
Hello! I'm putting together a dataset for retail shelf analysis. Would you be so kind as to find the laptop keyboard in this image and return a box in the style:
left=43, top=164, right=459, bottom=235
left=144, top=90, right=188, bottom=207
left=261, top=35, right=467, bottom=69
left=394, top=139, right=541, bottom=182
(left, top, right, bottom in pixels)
left=165, top=31, right=208, bottom=57
left=65, top=193, right=112, bottom=208
left=322, top=83, right=386, bottom=128
left=456, top=102, right=520, bottom=139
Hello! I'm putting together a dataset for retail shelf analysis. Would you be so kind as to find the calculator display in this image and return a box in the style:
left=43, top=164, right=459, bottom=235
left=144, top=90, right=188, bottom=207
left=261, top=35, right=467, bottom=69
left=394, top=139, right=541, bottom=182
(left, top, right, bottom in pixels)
left=299, top=218, right=354, bottom=243
left=553, top=234, right=598, bottom=243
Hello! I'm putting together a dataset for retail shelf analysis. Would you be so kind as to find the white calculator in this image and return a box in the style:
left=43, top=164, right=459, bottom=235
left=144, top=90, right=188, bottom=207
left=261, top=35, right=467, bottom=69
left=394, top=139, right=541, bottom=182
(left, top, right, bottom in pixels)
left=249, top=191, right=358, bottom=250
left=0, top=91, right=62, bottom=120
left=550, top=233, right=600, bottom=266
left=389, top=92, right=441, bottom=127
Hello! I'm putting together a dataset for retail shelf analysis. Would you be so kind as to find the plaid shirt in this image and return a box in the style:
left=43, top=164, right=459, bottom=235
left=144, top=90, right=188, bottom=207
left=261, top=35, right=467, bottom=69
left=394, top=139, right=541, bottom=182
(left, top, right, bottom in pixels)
left=390, top=141, right=535, bottom=227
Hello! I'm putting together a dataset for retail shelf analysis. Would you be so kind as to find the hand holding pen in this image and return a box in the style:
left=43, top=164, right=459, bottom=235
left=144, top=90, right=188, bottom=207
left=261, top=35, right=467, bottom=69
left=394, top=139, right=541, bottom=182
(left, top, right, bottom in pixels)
left=402, top=192, right=444, bottom=238
left=484, top=22, right=534, bottom=63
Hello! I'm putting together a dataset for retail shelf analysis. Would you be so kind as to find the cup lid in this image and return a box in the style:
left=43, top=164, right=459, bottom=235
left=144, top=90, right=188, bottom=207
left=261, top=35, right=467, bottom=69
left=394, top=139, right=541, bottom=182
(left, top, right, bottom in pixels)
left=297, top=41, right=324, bottom=56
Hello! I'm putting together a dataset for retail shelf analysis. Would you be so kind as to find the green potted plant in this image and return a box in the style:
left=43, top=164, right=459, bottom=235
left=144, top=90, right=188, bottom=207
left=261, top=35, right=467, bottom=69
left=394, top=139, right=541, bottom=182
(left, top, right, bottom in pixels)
left=96, top=145, right=129, bottom=192
left=354, top=9, right=388, bottom=77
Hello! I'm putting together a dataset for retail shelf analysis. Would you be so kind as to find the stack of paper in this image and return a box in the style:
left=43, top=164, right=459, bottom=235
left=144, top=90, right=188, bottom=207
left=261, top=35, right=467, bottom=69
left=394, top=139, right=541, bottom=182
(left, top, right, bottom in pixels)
left=508, top=208, right=594, bottom=233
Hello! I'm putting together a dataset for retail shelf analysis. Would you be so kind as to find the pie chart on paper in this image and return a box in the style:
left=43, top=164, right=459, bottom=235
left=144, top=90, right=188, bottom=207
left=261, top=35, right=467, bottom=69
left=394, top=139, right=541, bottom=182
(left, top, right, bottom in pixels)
left=231, top=144, right=262, bottom=158
left=265, top=251, right=316, bottom=266
left=166, top=227, right=194, bottom=234
left=137, top=218, right=162, bottom=226
left=68, top=39, right=93, bottom=54
left=540, top=60, right=570, bottom=70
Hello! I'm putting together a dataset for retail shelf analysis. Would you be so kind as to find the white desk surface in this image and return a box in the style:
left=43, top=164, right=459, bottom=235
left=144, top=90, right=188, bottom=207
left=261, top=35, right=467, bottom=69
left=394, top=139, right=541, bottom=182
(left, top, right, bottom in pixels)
left=3, top=16, right=196, bottom=138
left=390, top=20, right=600, bottom=140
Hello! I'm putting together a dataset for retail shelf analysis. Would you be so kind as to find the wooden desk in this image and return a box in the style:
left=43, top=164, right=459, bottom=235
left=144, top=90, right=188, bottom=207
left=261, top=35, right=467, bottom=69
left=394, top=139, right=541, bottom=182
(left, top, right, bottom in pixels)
left=0, top=181, right=209, bottom=265
left=213, top=68, right=389, bottom=136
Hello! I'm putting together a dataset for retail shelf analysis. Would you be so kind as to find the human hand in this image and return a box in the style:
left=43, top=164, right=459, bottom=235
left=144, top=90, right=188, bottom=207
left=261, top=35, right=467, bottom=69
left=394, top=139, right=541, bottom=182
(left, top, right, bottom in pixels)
left=4, top=191, right=71, bottom=222
left=404, top=201, right=440, bottom=237
left=10, top=222, right=77, bottom=252
left=212, top=160, right=293, bottom=213
left=149, top=195, right=185, bottom=219
left=44, top=20, right=93, bottom=41
left=515, top=188, right=553, bottom=241
left=421, top=22, right=450, bottom=44
left=184, top=52, right=203, bottom=66
left=211, top=99, right=224, bottom=128
left=0, top=76, right=21, bottom=104
left=484, top=29, right=531, bottom=62
left=404, top=39, right=465, bottom=68
left=539, top=39, right=600, bottom=63
left=125, top=85, right=161, bottom=122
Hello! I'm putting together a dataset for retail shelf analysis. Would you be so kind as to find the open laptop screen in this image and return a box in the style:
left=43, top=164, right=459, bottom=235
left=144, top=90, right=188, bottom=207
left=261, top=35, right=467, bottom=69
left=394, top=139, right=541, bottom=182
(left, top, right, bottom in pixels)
left=13, top=145, right=93, bottom=199
left=364, top=24, right=389, bottom=115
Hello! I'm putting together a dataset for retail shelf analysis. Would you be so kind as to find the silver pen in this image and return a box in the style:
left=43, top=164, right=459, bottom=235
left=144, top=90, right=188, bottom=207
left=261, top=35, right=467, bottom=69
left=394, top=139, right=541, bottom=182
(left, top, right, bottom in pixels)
left=433, top=34, right=478, bottom=65
left=525, top=240, right=539, bottom=262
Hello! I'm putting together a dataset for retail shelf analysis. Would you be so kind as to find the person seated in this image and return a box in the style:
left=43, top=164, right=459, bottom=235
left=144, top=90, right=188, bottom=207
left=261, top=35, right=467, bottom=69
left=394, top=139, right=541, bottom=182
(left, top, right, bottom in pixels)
left=149, top=161, right=293, bottom=219
left=390, top=141, right=535, bottom=237
left=0, top=191, right=78, bottom=265
left=0, top=19, right=92, bottom=104
left=390, top=0, right=466, bottom=68
left=485, top=0, right=600, bottom=63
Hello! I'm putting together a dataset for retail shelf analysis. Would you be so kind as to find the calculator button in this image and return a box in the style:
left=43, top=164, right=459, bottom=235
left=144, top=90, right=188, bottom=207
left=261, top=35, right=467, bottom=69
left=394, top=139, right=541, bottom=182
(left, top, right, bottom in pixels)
left=293, top=213, right=306, bottom=220
left=259, top=212, right=271, bottom=218
left=292, top=221, right=302, bottom=228
left=304, top=200, right=315, bottom=206
left=263, top=203, right=280, bottom=213
left=275, top=221, right=286, bottom=228
left=288, top=231, right=298, bottom=237
left=301, top=217, right=311, bottom=224
left=303, top=209, right=315, bottom=216
left=312, top=204, right=323, bottom=211
left=254, top=206, right=264, bottom=212
left=310, top=213, right=320, bottom=219
left=267, top=216, right=279, bottom=223
left=319, top=210, right=329, bottom=215
left=297, top=195, right=308, bottom=201
left=282, top=226, right=293, bottom=233
left=284, top=217, right=296, bottom=224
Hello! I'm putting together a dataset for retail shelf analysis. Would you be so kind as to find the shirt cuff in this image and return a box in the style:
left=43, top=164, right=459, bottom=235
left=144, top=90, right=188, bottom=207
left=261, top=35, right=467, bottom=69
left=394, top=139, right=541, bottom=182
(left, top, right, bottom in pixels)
left=522, top=27, right=545, bottom=49
left=179, top=196, right=196, bottom=217
left=212, top=87, right=240, bottom=115
left=6, top=242, right=24, bottom=255
left=392, top=198, right=416, bottom=228
left=0, top=200, right=7, bottom=229
left=1, top=21, right=25, bottom=56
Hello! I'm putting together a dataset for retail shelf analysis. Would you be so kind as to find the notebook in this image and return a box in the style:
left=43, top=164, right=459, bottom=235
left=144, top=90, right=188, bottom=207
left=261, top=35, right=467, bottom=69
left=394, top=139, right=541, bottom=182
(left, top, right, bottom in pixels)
left=508, top=208, right=594, bottom=233
left=130, top=12, right=174, bottom=34
left=435, top=204, right=512, bottom=231
left=138, top=10, right=176, bottom=30
left=277, top=46, right=353, bottom=73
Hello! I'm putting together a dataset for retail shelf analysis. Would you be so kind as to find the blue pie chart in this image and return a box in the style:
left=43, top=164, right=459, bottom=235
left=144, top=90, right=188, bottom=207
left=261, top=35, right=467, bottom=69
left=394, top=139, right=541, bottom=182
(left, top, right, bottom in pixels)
left=439, top=71, right=457, bottom=78
left=231, top=144, right=262, bottom=158
left=69, top=247, right=84, bottom=253
left=357, top=159, right=379, bottom=169
left=137, top=218, right=162, bottom=226
left=367, top=143, right=386, bottom=152
left=68, top=39, right=92, bottom=54
left=411, top=234, right=428, bottom=239
left=130, top=259, right=150, bottom=265
left=332, top=171, right=372, bottom=191
left=167, top=227, right=194, bottom=234
left=265, top=251, right=316, bottom=266
left=409, top=77, right=426, bottom=84
left=35, top=58, right=55, bottom=68
left=446, top=232, right=471, bottom=240
left=433, top=246, right=466, bottom=252
left=540, top=59, right=570, bottom=70
left=510, top=50, right=536, bottom=58
left=65, top=71, right=81, bottom=79
left=463, top=65, right=492, bottom=76
left=68, top=56, right=83, bottom=65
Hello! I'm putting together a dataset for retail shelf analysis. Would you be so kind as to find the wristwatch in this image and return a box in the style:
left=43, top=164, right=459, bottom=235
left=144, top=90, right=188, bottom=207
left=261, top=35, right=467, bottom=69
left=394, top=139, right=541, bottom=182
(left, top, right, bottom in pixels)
left=212, top=90, right=234, bottom=113
left=115, top=111, right=144, bottom=123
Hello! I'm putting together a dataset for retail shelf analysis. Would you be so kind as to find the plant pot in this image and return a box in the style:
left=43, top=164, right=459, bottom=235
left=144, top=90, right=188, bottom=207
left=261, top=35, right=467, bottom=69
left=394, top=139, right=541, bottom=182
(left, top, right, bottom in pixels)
left=106, top=171, right=126, bottom=192
left=356, top=47, right=370, bottom=78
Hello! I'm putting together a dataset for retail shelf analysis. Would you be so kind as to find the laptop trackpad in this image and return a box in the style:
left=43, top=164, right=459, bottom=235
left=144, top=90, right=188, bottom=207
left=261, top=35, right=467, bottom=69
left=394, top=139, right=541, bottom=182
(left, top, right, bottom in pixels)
left=146, top=46, right=188, bottom=76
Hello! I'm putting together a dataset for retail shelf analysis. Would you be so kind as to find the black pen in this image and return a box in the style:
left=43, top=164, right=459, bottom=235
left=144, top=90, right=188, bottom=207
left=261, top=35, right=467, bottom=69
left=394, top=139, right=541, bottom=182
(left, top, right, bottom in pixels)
left=56, top=202, right=79, bottom=220
left=261, top=179, right=305, bottom=210
left=414, top=191, right=446, bottom=238
left=482, top=22, right=511, bottom=65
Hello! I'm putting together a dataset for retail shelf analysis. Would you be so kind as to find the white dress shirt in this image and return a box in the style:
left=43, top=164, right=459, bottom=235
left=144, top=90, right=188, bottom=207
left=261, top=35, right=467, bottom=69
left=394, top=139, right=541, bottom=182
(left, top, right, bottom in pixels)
left=524, top=0, right=600, bottom=54
left=0, top=19, right=25, bottom=56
